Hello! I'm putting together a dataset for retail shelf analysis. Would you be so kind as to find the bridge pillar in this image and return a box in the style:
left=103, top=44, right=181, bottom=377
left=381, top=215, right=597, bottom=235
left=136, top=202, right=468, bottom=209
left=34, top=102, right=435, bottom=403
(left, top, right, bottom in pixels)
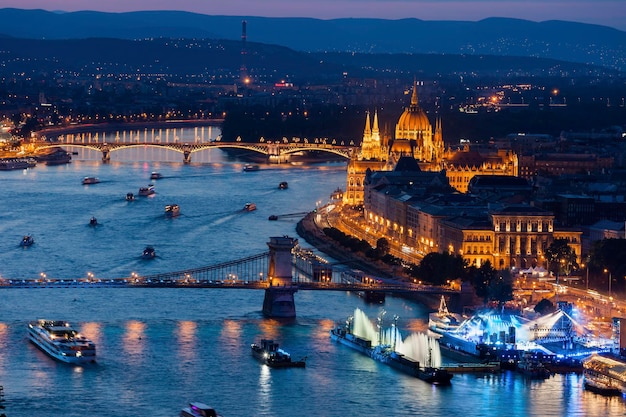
left=101, top=144, right=110, bottom=163
left=183, top=144, right=192, bottom=164
left=263, top=236, right=298, bottom=318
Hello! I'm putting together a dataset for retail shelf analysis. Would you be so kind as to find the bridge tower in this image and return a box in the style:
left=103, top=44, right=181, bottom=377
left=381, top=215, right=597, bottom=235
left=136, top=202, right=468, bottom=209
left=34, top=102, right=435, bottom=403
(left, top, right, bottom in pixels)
left=101, top=144, right=111, bottom=163
left=263, top=236, right=298, bottom=318
left=183, top=144, right=192, bottom=164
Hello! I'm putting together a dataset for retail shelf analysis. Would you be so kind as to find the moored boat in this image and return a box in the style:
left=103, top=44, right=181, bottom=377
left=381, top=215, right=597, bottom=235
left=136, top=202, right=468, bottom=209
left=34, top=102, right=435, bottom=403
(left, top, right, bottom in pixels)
left=428, top=295, right=464, bottom=335
left=138, top=185, right=155, bottom=196
left=180, top=402, right=222, bottom=417
left=251, top=339, right=306, bottom=368
left=582, top=354, right=626, bottom=396
left=141, top=246, right=156, bottom=259
left=0, top=157, right=36, bottom=170
left=82, top=176, right=100, bottom=185
left=165, top=204, right=180, bottom=217
left=27, top=319, right=96, bottom=364
left=370, top=344, right=453, bottom=385
left=330, top=318, right=373, bottom=355
left=243, top=202, right=256, bottom=211
left=516, top=351, right=551, bottom=379
left=20, top=234, right=34, bottom=247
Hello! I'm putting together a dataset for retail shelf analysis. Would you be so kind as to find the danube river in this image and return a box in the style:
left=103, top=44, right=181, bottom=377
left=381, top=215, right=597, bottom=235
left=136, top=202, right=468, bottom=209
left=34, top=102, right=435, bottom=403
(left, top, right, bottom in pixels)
left=0, top=129, right=624, bottom=417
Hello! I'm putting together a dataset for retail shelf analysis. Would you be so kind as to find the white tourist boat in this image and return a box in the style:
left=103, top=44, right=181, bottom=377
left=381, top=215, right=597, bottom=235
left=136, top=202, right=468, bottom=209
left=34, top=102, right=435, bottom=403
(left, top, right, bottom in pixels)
left=428, top=295, right=464, bottom=335
left=28, top=319, right=96, bottom=364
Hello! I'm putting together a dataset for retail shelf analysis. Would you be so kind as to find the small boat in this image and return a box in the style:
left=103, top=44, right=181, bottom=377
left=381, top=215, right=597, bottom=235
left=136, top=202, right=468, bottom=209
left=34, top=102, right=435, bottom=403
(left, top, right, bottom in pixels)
left=82, top=177, right=100, bottom=185
left=251, top=339, right=306, bottom=368
left=165, top=204, right=180, bottom=217
left=141, top=246, right=156, bottom=260
left=20, top=234, right=35, bottom=247
left=268, top=215, right=279, bottom=221
left=138, top=185, right=155, bottom=196
left=243, top=202, right=256, bottom=211
left=180, top=402, right=223, bottom=417
left=243, top=164, right=260, bottom=172
left=27, top=319, right=96, bottom=364
left=125, top=192, right=135, bottom=201
left=279, top=181, right=288, bottom=190
left=150, top=172, right=163, bottom=180
left=89, top=217, right=98, bottom=226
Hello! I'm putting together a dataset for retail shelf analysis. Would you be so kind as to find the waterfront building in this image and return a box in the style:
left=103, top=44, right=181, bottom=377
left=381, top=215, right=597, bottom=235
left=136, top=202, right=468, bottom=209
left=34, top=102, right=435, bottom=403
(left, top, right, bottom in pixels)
left=443, top=147, right=519, bottom=193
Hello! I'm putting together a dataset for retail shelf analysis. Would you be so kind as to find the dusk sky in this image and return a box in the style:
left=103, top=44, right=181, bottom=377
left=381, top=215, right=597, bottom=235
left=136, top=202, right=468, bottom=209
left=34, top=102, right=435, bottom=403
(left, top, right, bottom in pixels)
left=4, top=0, right=626, bottom=30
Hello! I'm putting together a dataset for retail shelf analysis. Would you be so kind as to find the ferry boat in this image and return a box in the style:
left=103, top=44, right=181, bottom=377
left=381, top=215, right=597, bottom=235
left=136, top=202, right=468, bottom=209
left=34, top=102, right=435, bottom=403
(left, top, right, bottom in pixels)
left=243, top=202, right=256, bottom=211
left=243, top=164, right=260, bottom=172
left=251, top=339, right=306, bottom=368
left=125, top=192, right=135, bottom=201
left=279, top=181, right=288, bottom=190
left=165, top=204, right=180, bottom=217
left=180, top=402, right=222, bottom=417
left=370, top=344, right=453, bottom=385
left=428, top=295, right=464, bottom=335
left=150, top=171, right=163, bottom=180
left=141, top=246, right=156, bottom=259
left=82, top=177, right=100, bottom=185
left=138, top=185, right=155, bottom=196
left=27, top=319, right=96, bottom=364
left=20, top=234, right=34, bottom=247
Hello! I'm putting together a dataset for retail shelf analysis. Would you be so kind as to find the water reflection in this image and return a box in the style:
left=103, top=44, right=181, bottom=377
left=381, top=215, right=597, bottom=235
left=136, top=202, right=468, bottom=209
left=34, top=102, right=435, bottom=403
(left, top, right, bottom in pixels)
left=123, top=320, right=147, bottom=358
left=176, top=320, right=197, bottom=363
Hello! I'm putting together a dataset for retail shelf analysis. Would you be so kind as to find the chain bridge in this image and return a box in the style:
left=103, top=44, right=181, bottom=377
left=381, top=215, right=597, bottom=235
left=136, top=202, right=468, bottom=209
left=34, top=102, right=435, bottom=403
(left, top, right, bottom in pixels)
left=0, top=237, right=457, bottom=317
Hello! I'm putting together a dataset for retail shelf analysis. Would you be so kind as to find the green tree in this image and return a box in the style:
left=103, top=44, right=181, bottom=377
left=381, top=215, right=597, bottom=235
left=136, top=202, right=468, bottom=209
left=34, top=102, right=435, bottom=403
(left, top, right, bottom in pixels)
left=413, top=252, right=466, bottom=286
left=545, top=238, right=578, bottom=279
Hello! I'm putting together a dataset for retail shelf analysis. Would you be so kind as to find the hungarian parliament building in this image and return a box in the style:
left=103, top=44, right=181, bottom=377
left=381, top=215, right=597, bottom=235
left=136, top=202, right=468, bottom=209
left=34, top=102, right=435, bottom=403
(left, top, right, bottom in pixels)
left=342, top=81, right=582, bottom=271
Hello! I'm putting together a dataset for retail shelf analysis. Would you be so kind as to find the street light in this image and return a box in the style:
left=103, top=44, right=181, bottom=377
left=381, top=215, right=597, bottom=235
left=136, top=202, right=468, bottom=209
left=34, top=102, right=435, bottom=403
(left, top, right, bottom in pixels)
left=604, top=268, right=612, bottom=298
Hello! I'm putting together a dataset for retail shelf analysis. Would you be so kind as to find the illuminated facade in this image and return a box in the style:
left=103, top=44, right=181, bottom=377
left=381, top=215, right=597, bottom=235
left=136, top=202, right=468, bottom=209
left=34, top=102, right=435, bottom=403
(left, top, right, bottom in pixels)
left=444, top=147, right=519, bottom=193
left=343, top=110, right=388, bottom=205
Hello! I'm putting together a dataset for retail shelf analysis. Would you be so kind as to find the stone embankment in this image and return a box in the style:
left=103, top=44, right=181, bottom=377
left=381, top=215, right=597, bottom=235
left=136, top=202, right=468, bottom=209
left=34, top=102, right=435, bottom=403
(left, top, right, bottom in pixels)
left=296, top=211, right=398, bottom=280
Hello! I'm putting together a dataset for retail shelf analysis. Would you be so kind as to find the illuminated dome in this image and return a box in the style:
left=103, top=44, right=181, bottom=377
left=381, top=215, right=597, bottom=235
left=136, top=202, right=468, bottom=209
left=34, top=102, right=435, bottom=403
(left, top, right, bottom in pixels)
left=392, top=80, right=433, bottom=158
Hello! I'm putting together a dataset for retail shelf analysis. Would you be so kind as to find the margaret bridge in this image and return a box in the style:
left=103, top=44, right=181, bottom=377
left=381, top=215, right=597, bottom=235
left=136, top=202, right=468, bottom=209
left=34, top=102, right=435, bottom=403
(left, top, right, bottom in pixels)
left=31, top=124, right=357, bottom=164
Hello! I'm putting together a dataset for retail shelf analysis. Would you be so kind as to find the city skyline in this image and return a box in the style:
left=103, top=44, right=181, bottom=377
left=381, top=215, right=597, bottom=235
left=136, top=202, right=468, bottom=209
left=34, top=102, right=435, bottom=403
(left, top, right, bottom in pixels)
left=3, top=0, right=626, bottom=31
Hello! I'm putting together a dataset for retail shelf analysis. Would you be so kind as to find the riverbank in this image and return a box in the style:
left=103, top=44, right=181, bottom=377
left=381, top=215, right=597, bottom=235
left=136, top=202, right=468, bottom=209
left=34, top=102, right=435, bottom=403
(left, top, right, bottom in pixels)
left=296, top=211, right=399, bottom=280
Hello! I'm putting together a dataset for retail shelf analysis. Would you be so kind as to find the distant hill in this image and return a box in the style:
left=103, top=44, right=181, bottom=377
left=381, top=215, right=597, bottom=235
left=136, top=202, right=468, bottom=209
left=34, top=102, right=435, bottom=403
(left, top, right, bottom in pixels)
left=0, top=8, right=625, bottom=71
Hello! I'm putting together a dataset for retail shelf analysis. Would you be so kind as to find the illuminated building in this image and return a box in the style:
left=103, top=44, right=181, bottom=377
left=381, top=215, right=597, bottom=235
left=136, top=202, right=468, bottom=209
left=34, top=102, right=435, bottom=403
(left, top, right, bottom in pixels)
left=444, top=147, right=519, bottom=193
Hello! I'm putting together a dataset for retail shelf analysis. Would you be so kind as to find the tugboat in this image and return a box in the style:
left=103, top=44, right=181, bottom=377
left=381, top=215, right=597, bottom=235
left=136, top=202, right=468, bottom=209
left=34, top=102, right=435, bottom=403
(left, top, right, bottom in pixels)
left=165, top=204, right=180, bottom=217
left=180, top=402, right=222, bottom=417
left=141, top=246, right=156, bottom=260
left=89, top=217, right=98, bottom=226
left=251, top=339, right=306, bottom=368
left=20, top=234, right=35, bottom=247
left=279, top=181, right=288, bottom=190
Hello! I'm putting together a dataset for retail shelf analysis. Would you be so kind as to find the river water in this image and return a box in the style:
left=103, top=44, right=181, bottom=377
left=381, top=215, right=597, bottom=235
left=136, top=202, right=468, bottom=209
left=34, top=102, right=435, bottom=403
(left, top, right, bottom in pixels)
left=0, top=127, right=624, bottom=417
